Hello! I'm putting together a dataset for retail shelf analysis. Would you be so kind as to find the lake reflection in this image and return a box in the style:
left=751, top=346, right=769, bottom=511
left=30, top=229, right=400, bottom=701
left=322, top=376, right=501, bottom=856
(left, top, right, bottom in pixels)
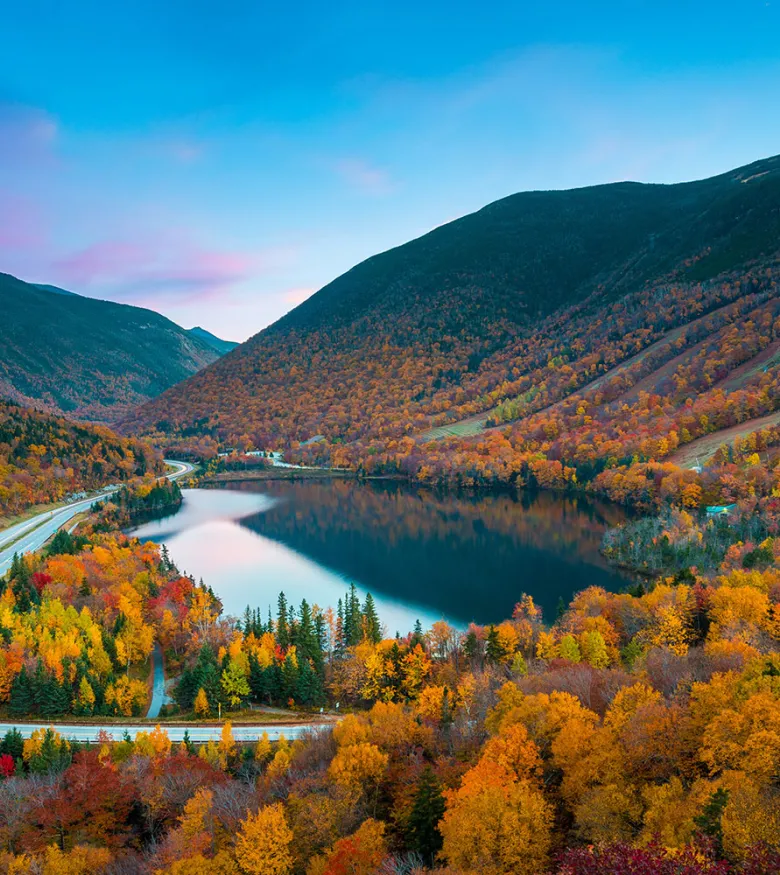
left=128, top=479, right=631, bottom=634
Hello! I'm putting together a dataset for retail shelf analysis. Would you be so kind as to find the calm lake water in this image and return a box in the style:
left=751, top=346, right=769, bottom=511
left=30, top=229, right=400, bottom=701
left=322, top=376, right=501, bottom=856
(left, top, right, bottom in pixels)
left=128, top=479, right=631, bottom=635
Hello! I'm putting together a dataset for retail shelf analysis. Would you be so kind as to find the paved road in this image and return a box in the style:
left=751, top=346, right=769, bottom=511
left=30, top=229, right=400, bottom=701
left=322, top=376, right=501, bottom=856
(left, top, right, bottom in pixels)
left=0, top=720, right=330, bottom=743
left=0, top=459, right=194, bottom=576
left=146, top=643, right=171, bottom=719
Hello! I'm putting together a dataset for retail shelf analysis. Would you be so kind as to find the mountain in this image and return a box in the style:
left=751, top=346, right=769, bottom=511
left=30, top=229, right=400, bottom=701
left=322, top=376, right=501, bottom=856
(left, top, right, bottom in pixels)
left=187, top=326, right=239, bottom=355
left=33, top=283, right=77, bottom=297
left=0, top=398, right=162, bottom=519
left=0, top=273, right=227, bottom=422
left=122, top=155, right=780, bottom=459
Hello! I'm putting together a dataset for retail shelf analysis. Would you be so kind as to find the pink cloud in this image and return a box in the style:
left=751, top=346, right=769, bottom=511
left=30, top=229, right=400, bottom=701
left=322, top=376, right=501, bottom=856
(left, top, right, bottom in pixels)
left=50, top=235, right=266, bottom=306
left=335, top=158, right=394, bottom=195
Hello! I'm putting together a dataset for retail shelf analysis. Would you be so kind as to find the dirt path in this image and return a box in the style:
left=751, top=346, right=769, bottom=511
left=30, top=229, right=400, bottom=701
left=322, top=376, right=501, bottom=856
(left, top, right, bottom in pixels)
left=668, top=410, right=780, bottom=467
left=712, top=340, right=780, bottom=392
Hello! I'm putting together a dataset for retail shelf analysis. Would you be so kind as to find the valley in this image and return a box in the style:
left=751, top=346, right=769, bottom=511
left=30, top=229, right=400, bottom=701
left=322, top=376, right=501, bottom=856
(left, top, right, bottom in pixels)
left=1, top=153, right=780, bottom=874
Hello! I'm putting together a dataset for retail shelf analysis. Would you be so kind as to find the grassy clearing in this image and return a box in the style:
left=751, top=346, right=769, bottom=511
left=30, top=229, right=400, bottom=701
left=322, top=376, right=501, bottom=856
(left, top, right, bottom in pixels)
left=669, top=409, right=780, bottom=468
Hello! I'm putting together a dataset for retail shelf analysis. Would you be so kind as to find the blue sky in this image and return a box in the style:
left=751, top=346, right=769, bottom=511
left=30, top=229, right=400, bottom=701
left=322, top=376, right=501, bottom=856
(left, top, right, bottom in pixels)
left=2, top=1, right=779, bottom=340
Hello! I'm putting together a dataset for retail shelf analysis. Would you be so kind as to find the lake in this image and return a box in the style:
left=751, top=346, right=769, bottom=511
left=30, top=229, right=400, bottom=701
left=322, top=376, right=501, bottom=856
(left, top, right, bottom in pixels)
left=128, top=479, right=631, bottom=635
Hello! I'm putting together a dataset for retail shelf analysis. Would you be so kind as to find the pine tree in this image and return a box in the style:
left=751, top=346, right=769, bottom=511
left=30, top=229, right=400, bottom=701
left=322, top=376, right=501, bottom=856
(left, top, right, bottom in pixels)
left=344, top=583, right=363, bottom=647
left=9, top=667, right=34, bottom=717
left=32, top=661, right=47, bottom=714
left=335, top=598, right=346, bottom=658
left=40, top=675, right=70, bottom=718
left=410, top=619, right=425, bottom=650
left=463, top=630, right=480, bottom=662
left=314, top=613, right=328, bottom=667
left=298, top=600, right=315, bottom=659
left=694, top=788, right=729, bottom=855
left=362, top=593, right=381, bottom=644
left=0, top=728, right=24, bottom=760
left=295, top=658, right=317, bottom=706
left=406, top=766, right=446, bottom=864
left=277, top=592, right=290, bottom=649
left=280, top=654, right=299, bottom=703
left=485, top=625, right=504, bottom=664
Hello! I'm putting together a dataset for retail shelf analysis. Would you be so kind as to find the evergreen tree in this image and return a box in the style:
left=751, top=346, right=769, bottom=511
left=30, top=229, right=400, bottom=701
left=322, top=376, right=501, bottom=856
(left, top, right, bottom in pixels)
left=410, top=619, right=425, bottom=650
left=485, top=625, right=504, bottom=664
left=277, top=592, right=290, bottom=649
left=343, top=583, right=363, bottom=647
left=295, top=658, right=318, bottom=706
left=334, top=599, right=346, bottom=658
left=8, top=666, right=34, bottom=717
left=362, top=593, right=381, bottom=644
left=199, top=663, right=223, bottom=713
left=32, top=660, right=47, bottom=714
left=0, top=728, right=24, bottom=761
left=40, top=674, right=70, bottom=718
left=248, top=653, right=271, bottom=704
left=280, top=654, right=299, bottom=703
left=463, top=630, right=480, bottom=662
left=406, top=766, right=446, bottom=864
left=387, top=642, right=405, bottom=700
left=314, top=613, right=328, bottom=668
left=694, top=788, right=729, bottom=856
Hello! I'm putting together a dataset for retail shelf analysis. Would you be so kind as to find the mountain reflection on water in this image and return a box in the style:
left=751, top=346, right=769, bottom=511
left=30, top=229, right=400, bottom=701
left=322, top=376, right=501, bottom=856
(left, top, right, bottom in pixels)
left=129, top=479, right=631, bottom=634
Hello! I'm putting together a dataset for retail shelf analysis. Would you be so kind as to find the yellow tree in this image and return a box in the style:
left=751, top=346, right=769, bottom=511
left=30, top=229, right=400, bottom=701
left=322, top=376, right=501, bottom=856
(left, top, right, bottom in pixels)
left=439, top=760, right=552, bottom=875
left=194, top=688, right=210, bottom=717
left=328, top=742, right=388, bottom=794
left=234, top=804, right=294, bottom=875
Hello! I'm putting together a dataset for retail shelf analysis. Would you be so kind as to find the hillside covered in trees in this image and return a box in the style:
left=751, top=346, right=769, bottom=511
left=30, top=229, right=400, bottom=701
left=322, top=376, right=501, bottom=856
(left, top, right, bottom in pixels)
left=0, top=481, right=779, bottom=872
left=123, top=155, right=780, bottom=469
left=0, top=401, right=163, bottom=519
left=0, top=274, right=227, bottom=423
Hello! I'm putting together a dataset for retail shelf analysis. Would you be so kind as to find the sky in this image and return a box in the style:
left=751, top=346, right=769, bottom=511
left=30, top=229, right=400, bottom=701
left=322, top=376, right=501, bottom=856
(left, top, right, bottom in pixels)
left=2, top=1, right=779, bottom=341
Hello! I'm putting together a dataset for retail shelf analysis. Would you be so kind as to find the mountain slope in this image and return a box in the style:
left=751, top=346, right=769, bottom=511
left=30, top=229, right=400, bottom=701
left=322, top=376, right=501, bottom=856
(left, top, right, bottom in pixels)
left=187, top=326, right=239, bottom=355
left=122, top=155, right=780, bottom=452
left=0, top=274, right=226, bottom=422
left=0, top=398, right=162, bottom=519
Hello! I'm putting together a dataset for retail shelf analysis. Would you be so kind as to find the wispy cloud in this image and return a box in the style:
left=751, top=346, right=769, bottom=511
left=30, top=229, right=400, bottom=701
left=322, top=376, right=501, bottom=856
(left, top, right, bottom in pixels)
left=50, top=235, right=280, bottom=307
left=335, top=158, right=394, bottom=195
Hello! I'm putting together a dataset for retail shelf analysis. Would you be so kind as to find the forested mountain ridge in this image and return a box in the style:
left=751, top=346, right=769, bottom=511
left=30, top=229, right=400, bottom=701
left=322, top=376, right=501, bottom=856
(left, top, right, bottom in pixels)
left=122, top=155, right=780, bottom=459
left=0, top=399, right=162, bottom=518
left=187, top=326, right=239, bottom=355
left=0, top=273, right=227, bottom=422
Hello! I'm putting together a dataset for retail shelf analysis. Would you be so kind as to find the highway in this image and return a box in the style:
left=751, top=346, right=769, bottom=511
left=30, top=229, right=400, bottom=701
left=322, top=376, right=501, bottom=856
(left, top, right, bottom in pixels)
left=0, top=720, right=331, bottom=743
left=0, top=459, right=194, bottom=576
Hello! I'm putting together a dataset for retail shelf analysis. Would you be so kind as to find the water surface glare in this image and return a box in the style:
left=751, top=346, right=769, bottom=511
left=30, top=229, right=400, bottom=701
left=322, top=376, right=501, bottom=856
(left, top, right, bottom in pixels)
left=128, top=480, right=631, bottom=634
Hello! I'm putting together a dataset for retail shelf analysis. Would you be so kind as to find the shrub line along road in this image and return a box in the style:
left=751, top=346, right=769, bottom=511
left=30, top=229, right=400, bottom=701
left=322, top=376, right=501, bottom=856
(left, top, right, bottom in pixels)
left=0, top=721, right=329, bottom=743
